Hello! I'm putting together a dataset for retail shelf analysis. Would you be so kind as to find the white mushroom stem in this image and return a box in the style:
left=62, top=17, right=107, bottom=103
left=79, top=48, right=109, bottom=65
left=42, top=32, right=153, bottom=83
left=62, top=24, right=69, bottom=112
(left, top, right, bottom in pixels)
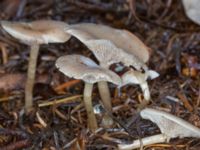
left=98, top=81, right=114, bottom=127
left=25, top=44, right=40, bottom=109
left=97, top=64, right=113, bottom=112
left=140, top=82, right=150, bottom=101
left=83, top=83, right=98, bottom=132
left=97, top=81, right=112, bottom=111
left=118, top=134, right=168, bottom=150
left=97, top=63, right=114, bottom=127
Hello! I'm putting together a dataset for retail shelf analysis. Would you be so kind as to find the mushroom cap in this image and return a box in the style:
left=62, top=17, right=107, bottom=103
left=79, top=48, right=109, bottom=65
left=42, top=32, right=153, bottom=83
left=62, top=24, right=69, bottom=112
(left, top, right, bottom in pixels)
left=1, top=20, right=71, bottom=45
left=140, top=108, right=200, bottom=138
left=121, top=69, right=159, bottom=86
left=65, top=23, right=149, bottom=70
left=66, top=23, right=150, bottom=63
left=121, top=70, right=147, bottom=86
left=55, top=54, right=121, bottom=85
left=182, top=0, right=200, bottom=25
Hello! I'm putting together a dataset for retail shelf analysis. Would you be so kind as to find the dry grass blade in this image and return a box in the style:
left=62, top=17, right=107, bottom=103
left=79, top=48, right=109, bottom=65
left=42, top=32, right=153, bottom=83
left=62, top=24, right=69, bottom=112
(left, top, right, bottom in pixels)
left=144, top=143, right=186, bottom=149
left=38, top=95, right=82, bottom=107
left=0, top=96, right=16, bottom=102
left=0, top=42, right=8, bottom=64
left=177, top=92, right=193, bottom=112
left=36, top=111, right=47, bottom=128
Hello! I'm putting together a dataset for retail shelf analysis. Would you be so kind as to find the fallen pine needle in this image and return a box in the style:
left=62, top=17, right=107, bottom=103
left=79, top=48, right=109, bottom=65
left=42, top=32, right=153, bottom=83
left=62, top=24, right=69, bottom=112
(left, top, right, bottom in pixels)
left=0, top=96, right=14, bottom=102
left=54, top=80, right=81, bottom=91
left=0, top=42, right=8, bottom=64
left=63, top=138, right=77, bottom=149
left=71, top=102, right=84, bottom=114
left=36, top=112, right=47, bottom=128
left=177, top=92, right=193, bottom=112
left=144, top=143, right=186, bottom=149
left=101, top=134, right=123, bottom=144
left=54, top=108, right=68, bottom=121
left=38, top=95, right=82, bottom=107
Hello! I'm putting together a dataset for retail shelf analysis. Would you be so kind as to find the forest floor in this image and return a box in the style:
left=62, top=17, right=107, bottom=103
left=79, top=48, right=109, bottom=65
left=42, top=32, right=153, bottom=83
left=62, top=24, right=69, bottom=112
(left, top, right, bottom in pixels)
left=0, top=0, right=200, bottom=150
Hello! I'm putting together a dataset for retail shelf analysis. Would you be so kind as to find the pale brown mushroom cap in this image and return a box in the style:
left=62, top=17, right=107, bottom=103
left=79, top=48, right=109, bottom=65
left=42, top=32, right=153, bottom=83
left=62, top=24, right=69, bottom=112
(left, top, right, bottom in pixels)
left=1, top=20, right=71, bottom=45
left=141, top=108, right=200, bottom=138
left=55, top=54, right=121, bottom=85
left=67, top=29, right=147, bottom=70
left=182, top=0, right=200, bottom=25
left=66, top=23, right=150, bottom=63
left=121, top=69, right=159, bottom=86
left=121, top=70, right=147, bottom=86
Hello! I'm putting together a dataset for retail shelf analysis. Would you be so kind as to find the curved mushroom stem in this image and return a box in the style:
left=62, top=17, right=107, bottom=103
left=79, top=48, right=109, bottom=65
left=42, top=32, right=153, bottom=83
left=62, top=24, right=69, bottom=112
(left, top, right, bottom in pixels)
left=98, top=81, right=114, bottom=127
left=140, top=82, right=150, bottom=101
left=84, top=83, right=98, bottom=132
left=136, top=82, right=150, bottom=111
left=98, top=64, right=113, bottom=112
left=118, top=134, right=168, bottom=150
left=25, top=44, right=40, bottom=110
left=98, top=81, right=112, bottom=111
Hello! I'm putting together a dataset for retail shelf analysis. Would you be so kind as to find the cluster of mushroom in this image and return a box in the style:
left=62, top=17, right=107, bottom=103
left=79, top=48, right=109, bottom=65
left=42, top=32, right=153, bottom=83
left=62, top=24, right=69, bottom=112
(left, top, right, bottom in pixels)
left=1, top=20, right=159, bottom=131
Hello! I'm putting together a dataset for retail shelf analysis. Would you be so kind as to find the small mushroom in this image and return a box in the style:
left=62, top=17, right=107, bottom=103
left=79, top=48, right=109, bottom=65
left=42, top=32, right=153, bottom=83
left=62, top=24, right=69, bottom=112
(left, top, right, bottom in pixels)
left=55, top=54, right=121, bottom=132
left=118, top=108, right=200, bottom=149
left=65, top=23, right=150, bottom=113
left=182, top=0, right=200, bottom=25
left=140, top=108, right=200, bottom=138
left=1, top=20, right=71, bottom=109
left=121, top=69, right=159, bottom=101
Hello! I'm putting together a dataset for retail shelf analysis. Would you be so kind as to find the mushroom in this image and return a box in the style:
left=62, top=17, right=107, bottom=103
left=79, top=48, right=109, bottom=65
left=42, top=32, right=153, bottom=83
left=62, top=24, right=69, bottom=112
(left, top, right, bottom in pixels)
left=65, top=23, right=150, bottom=64
left=182, top=0, right=200, bottom=25
left=65, top=23, right=150, bottom=113
left=121, top=69, right=159, bottom=101
left=1, top=20, right=71, bottom=109
left=118, top=108, right=200, bottom=149
left=55, top=54, right=121, bottom=132
left=140, top=108, right=200, bottom=138
left=65, top=23, right=149, bottom=69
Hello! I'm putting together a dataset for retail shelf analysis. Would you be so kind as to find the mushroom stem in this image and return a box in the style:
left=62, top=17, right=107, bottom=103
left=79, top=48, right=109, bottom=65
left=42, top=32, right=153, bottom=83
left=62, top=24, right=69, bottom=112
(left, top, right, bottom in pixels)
left=118, top=134, right=167, bottom=150
left=98, top=81, right=114, bottom=127
left=97, top=81, right=112, bottom=111
left=25, top=44, right=40, bottom=109
left=140, top=82, right=150, bottom=101
left=83, top=83, right=98, bottom=132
